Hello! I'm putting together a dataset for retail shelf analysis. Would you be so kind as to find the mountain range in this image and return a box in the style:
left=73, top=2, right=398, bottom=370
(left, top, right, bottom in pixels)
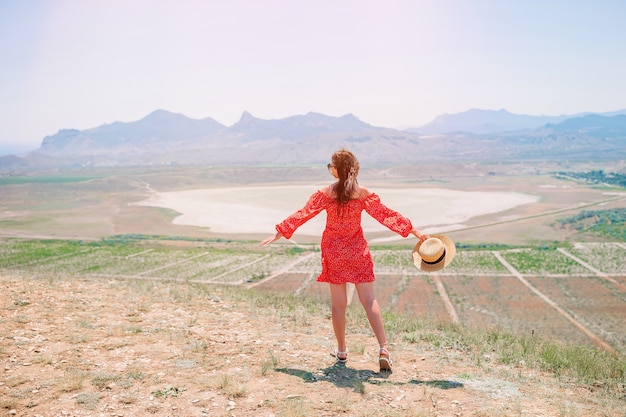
left=2, top=108, right=626, bottom=170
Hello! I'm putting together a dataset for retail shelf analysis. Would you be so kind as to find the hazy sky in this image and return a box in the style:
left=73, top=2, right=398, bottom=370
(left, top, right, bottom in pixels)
left=1, top=0, right=625, bottom=153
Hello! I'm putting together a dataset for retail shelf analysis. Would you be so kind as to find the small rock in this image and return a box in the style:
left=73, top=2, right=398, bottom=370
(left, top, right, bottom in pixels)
left=8, top=410, right=17, bottom=415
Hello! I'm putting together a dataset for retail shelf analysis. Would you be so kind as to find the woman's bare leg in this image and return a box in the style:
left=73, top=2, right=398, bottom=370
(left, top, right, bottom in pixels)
left=329, top=283, right=348, bottom=358
left=355, top=282, right=387, bottom=350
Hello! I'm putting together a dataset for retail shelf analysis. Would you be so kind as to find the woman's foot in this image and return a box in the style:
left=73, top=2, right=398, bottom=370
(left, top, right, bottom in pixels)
left=379, top=347, right=392, bottom=371
left=334, top=348, right=348, bottom=363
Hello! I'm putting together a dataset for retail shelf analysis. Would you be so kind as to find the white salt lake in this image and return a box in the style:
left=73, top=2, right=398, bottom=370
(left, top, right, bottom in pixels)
left=134, top=185, right=540, bottom=242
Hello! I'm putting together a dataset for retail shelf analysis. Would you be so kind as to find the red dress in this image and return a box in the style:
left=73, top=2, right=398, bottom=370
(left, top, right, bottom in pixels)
left=276, top=191, right=413, bottom=284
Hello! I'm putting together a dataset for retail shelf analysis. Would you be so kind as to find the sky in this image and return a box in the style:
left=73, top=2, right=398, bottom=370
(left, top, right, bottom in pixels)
left=1, top=0, right=625, bottom=154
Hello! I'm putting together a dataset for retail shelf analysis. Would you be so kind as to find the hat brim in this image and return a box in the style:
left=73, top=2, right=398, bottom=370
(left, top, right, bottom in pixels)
left=412, top=234, right=456, bottom=272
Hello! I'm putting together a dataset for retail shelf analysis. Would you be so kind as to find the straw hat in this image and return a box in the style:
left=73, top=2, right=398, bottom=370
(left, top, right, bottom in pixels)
left=412, top=234, right=456, bottom=272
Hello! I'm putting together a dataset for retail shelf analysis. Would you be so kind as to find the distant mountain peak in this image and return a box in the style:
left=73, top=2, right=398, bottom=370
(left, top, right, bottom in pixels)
left=140, top=109, right=194, bottom=123
left=239, top=110, right=255, bottom=120
left=339, top=113, right=363, bottom=122
left=145, top=109, right=173, bottom=117
left=232, top=111, right=263, bottom=130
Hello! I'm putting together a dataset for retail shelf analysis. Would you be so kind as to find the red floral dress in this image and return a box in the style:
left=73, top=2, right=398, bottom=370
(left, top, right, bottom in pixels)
left=276, top=191, right=413, bottom=284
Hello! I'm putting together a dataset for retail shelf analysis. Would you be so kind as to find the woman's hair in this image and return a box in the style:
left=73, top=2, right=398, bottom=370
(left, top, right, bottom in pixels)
left=331, top=149, right=360, bottom=203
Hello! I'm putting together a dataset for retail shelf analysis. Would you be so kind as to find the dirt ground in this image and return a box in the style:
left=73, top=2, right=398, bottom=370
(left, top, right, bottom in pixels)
left=2, top=274, right=623, bottom=417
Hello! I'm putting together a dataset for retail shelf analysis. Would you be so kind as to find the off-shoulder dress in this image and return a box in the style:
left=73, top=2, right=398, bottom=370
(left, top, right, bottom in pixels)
left=276, top=190, right=413, bottom=284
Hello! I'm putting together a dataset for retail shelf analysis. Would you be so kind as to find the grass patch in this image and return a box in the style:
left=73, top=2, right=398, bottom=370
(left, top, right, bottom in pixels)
left=58, top=369, right=90, bottom=392
left=218, top=374, right=248, bottom=398
left=152, top=386, right=186, bottom=398
left=76, top=392, right=100, bottom=409
left=261, top=350, right=280, bottom=376
left=556, top=208, right=626, bottom=240
left=91, top=373, right=120, bottom=389
left=384, top=310, right=626, bottom=397
left=0, top=175, right=101, bottom=186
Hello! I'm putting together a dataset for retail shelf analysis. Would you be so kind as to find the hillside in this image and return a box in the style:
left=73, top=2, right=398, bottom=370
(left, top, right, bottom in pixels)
left=2, top=273, right=624, bottom=417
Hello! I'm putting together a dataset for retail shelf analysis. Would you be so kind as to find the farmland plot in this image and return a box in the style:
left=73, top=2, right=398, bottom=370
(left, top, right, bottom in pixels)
left=394, top=274, right=450, bottom=321
left=372, top=273, right=405, bottom=307
left=54, top=246, right=174, bottom=275
left=1, top=245, right=194, bottom=278
left=444, top=250, right=510, bottom=275
left=0, top=240, right=96, bottom=268
left=138, top=252, right=258, bottom=281
left=442, top=274, right=593, bottom=347
left=371, top=250, right=414, bottom=273
left=525, top=275, right=626, bottom=353
left=298, top=277, right=331, bottom=300
left=567, top=243, right=626, bottom=275
left=253, top=267, right=329, bottom=301
left=288, top=251, right=321, bottom=271
left=498, top=249, right=591, bottom=275
left=615, top=275, right=626, bottom=289
left=81, top=248, right=205, bottom=277
left=255, top=272, right=317, bottom=294
left=206, top=251, right=312, bottom=284
left=2, top=246, right=154, bottom=277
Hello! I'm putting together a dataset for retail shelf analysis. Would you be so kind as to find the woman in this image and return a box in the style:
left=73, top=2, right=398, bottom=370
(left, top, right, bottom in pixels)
left=259, top=149, right=429, bottom=371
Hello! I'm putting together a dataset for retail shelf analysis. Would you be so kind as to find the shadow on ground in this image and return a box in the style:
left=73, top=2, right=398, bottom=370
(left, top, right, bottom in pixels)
left=276, top=362, right=464, bottom=393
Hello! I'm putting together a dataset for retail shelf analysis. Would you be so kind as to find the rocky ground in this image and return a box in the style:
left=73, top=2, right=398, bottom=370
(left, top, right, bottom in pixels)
left=1, top=274, right=623, bottom=417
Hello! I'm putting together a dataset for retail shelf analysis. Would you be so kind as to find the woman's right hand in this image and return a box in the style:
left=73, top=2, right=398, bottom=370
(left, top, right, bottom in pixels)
left=411, top=229, right=429, bottom=243
left=259, top=232, right=283, bottom=247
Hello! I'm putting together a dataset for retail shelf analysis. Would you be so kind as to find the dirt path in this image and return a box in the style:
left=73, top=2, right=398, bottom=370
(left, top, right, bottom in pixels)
left=432, top=274, right=459, bottom=324
left=2, top=274, right=622, bottom=417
